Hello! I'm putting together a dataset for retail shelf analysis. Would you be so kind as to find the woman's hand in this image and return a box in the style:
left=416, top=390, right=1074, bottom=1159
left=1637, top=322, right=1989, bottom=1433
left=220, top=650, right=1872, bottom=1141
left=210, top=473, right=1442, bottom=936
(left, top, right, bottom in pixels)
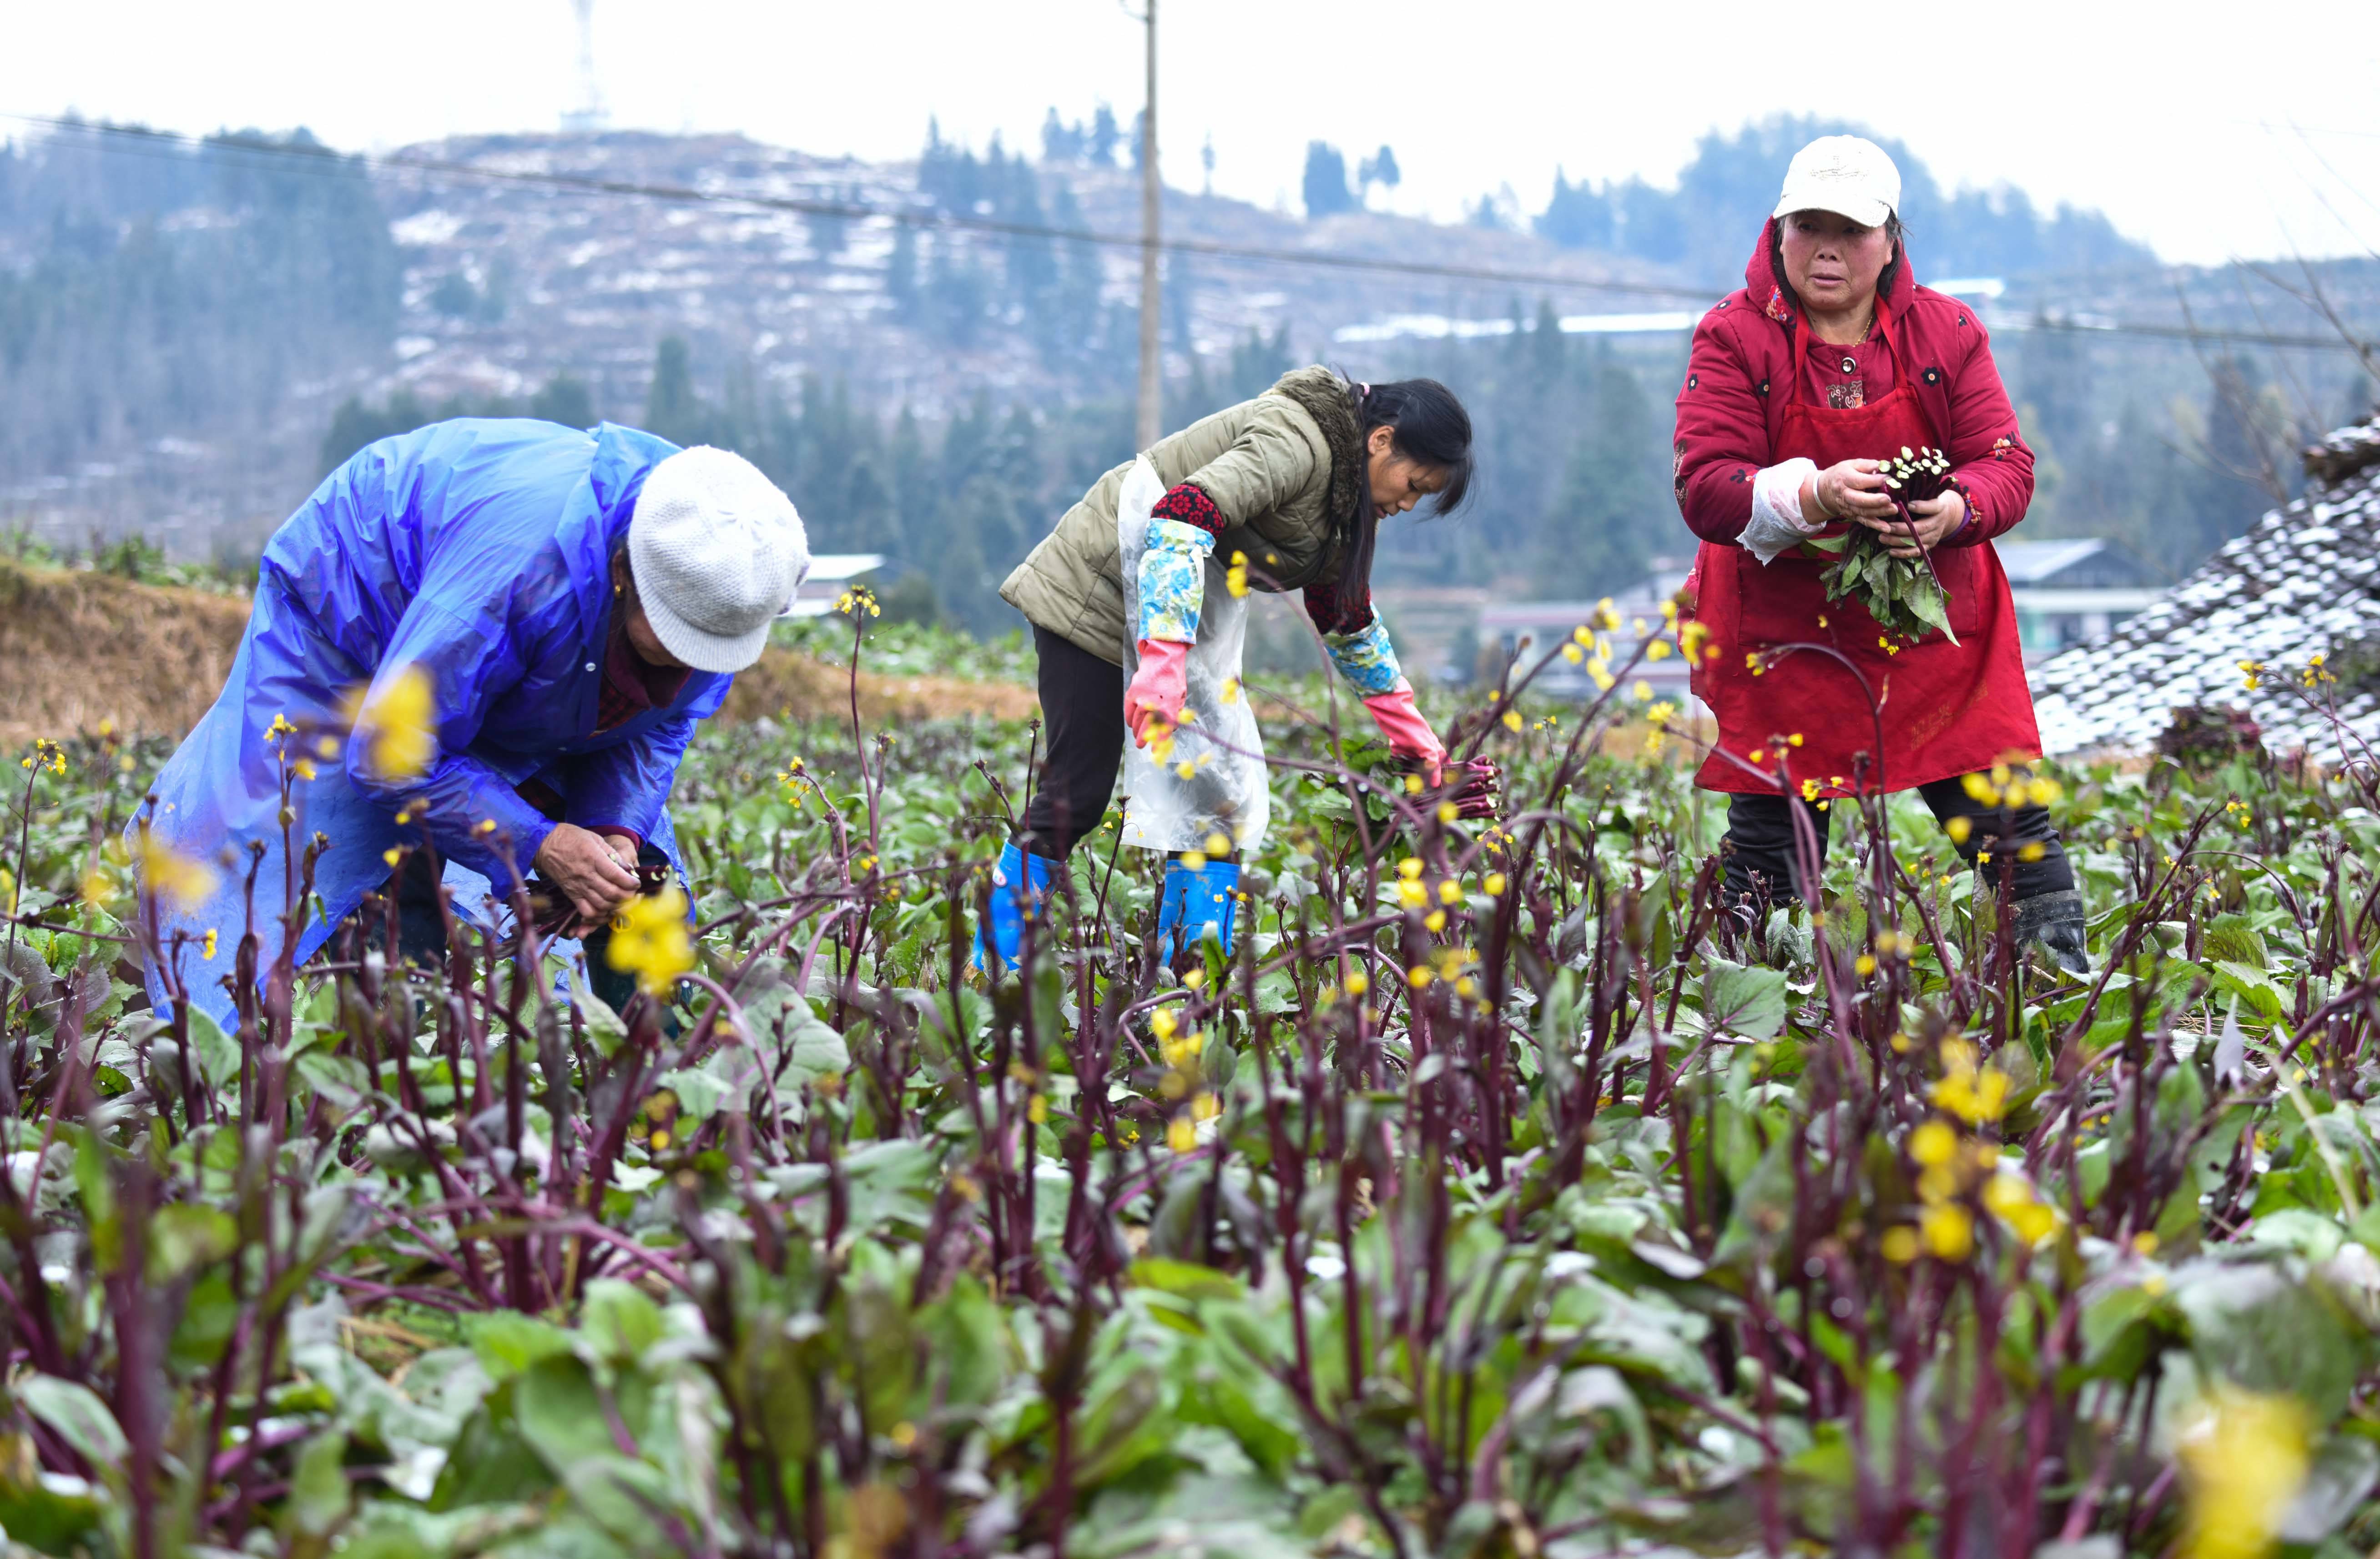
left=1361, top=680, right=1445, bottom=784
left=1126, top=639, right=1191, bottom=746
left=1854, top=488, right=1967, bottom=558
left=1801, top=459, right=1896, bottom=525
left=535, top=822, right=641, bottom=935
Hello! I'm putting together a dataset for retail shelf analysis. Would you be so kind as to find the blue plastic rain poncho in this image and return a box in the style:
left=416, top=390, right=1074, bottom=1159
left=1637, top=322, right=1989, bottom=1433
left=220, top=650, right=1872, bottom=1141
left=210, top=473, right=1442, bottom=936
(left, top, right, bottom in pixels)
left=139, top=419, right=729, bottom=1026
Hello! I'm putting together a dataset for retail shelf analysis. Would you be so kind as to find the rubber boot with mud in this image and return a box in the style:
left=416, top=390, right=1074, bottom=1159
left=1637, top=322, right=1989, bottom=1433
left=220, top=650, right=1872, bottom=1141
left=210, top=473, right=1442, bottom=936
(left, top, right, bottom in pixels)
left=1157, top=856, right=1239, bottom=961
left=975, top=841, right=1056, bottom=976
left=2012, top=889, right=2090, bottom=978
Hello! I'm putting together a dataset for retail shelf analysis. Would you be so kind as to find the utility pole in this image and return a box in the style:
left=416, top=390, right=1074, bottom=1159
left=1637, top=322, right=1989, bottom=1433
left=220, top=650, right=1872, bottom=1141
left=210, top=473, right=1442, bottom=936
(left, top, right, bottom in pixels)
left=1134, top=0, right=1161, bottom=450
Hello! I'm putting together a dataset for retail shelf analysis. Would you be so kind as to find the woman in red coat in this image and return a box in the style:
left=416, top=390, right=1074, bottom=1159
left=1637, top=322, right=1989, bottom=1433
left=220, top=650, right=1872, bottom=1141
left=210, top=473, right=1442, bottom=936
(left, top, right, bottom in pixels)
left=1671, top=135, right=2086, bottom=974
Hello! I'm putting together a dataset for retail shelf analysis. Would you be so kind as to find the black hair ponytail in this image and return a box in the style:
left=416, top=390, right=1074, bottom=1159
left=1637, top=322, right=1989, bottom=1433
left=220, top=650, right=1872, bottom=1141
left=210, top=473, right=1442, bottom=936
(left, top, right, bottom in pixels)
left=1327, top=375, right=1476, bottom=617
left=1356, top=377, right=1475, bottom=514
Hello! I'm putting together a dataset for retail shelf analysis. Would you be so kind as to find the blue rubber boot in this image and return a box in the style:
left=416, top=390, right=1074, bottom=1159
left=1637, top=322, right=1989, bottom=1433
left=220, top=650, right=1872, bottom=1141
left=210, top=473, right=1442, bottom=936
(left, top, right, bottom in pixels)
left=1157, top=857, right=1239, bottom=960
left=974, top=842, right=1056, bottom=975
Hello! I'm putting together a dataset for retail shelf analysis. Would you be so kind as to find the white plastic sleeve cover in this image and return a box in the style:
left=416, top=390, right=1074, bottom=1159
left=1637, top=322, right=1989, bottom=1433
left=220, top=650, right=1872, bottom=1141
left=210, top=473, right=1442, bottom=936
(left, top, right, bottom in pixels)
left=1740, top=457, right=1821, bottom=566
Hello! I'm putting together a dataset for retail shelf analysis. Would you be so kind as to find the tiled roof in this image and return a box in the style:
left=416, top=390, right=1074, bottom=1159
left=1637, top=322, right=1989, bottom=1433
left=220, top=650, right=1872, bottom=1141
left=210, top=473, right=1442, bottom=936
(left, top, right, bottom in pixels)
left=2029, top=413, right=2380, bottom=758
left=1998, top=537, right=2118, bottom=585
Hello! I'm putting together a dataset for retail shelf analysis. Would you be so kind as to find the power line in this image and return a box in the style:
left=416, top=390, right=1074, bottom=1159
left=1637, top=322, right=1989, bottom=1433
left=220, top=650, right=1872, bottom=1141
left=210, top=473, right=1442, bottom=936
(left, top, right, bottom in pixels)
left=1, top=111, right=1714, bottom=304
left=4, top=110, right=2374, bottom=358
left=2019, top=316, right=2369, bottom=352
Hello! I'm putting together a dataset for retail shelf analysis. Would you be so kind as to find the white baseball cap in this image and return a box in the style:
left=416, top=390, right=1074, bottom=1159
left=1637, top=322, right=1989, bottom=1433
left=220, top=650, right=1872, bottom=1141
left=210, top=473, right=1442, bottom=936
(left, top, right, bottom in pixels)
left=628, top=447, right=811, bottom=673
left=1772, top=135, right=1901, bottom=228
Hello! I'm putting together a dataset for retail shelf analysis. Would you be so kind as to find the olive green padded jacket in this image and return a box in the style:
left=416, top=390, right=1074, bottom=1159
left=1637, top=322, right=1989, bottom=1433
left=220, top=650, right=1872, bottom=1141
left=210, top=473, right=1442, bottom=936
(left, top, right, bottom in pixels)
left=999, top=367, right=1363, bottom=665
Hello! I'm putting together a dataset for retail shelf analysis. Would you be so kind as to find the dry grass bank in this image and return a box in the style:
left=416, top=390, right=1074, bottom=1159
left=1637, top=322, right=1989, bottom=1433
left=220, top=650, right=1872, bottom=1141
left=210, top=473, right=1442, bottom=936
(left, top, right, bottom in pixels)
left=0, top=560, right=1035, bottom=748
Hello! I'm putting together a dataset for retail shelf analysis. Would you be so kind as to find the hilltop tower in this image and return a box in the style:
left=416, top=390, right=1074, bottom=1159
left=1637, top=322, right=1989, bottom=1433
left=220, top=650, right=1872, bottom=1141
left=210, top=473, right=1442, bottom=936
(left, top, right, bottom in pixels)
left=560, top=0, right=609, bottom=133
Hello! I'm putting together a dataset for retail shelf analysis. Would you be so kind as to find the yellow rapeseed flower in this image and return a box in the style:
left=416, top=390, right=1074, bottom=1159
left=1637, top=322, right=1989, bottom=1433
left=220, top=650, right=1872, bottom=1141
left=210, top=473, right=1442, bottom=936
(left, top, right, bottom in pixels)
left=1484, top=872, right=1507, bottom=897
left=1909, top=1119, right=1959, bottom=1167
left=605, top=885, right=694, bottom=998
left=1932, top=1041, right=2012, bottom=1125
left=361, top=664, right=438, bottom=781
left=1984, top=1172, right=2057, bottom=1245
left=138, top=837, right=218, bottom=911
left=1945, top=815, right=1973, bottom=845
left=1921, top=1202, right=1974, bottom=1262
left=2180, top=1388, right=2310, bottom=1559
left=1167, top=1116, right=1198, bottom=1153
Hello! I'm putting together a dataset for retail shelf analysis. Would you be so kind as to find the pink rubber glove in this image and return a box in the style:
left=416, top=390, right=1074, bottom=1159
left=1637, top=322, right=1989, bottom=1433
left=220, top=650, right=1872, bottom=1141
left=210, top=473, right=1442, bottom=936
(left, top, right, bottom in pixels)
left=1362, top=678, right=1445, bottom=784
left=1126, top=638, right=1191, bottom=746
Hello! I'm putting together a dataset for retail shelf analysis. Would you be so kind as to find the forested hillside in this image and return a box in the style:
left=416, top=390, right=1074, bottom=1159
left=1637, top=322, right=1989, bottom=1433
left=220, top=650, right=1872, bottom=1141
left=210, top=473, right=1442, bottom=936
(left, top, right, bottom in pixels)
left=0, top=112, right=2372, bottom=651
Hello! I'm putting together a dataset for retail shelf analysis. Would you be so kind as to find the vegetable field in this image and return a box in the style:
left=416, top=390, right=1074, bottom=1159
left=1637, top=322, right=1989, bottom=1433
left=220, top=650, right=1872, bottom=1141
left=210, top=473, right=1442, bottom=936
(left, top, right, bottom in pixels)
left=5, top=616, right=2380, bottom=1559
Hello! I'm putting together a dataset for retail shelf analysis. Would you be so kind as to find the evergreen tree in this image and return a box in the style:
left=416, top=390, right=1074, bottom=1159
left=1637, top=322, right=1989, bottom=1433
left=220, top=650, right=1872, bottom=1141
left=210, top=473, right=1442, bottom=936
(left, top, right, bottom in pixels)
left=1301, top=143, right=1355, bottom=218
left=1089, top=105, right=1120, bottom=167
left=1539, top=345, right=1662, bottom=598
left=885, top=223, right=918, bottom=315
left=1536, top=171, right=1614, bottom=251
left=529, top=373, right=595, bottom=429
left=643, top=336, right=711, bottom=447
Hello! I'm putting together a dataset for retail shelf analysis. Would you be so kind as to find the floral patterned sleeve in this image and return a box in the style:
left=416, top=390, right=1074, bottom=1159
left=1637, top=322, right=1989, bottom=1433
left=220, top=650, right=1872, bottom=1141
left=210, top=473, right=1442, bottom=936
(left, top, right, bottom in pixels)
left=1323, top=615, right=1402, bottom=697
left=1136, top=519, right=1215, bottom=644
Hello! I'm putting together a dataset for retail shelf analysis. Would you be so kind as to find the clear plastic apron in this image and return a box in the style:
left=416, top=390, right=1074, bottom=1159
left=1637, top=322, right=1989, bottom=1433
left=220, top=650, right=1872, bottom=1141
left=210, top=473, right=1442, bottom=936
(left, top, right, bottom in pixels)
left=1114, top=456, right=1271, bottom=854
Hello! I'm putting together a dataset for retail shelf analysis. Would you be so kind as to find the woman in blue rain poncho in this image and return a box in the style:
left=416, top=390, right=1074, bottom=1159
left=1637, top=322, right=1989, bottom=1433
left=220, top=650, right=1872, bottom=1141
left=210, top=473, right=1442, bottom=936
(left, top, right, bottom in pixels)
left=136, top=419, right=810, bottom=1027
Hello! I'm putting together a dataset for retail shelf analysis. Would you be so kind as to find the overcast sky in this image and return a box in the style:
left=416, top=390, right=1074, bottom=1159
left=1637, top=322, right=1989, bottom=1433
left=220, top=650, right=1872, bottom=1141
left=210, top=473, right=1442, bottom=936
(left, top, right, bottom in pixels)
left=6, top=0, right=2377, bottom=272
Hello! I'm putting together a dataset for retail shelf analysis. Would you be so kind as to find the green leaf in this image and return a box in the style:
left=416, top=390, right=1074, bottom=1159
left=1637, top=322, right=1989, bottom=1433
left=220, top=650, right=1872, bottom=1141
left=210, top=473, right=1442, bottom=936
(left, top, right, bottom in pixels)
left=0, top=1468, right=104, bottom=1554
left=1130, top=1258, right=1245, bottom=1303
left=569, top=969, right=628, bottom=1057
left=739, top=986, right=851, bottom=1083
left=16, top=1374, right=127, bottom=1467
left=580, top=1279, right=666, bottom=1364
left=2212, top=961, right=2287, bottom=1025
left=2172, top=1260, right=2360, bottom=1421
left=1701, top=957, right=1790, bottom=1040
left=286, top=1429, right=352, bottom=1539
left=467, top=1311, right=575, bottom=1384
left=151, top=1203, right=237, bottom=1283
left=511, top=1355, right=618, bottom=1475
left=2281, top=1432, right=2380, bottom=1543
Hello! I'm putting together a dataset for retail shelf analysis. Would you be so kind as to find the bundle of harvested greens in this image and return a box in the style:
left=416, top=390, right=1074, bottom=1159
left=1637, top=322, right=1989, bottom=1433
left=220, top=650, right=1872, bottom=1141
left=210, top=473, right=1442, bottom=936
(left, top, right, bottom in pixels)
left=1803, top=445, right=1958, bottom=644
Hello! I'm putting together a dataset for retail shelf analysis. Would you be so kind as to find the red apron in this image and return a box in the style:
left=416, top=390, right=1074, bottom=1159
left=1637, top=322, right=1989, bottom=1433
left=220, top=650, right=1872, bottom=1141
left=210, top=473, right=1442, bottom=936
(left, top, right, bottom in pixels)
left=1684, top=382, right=2039, bottom=796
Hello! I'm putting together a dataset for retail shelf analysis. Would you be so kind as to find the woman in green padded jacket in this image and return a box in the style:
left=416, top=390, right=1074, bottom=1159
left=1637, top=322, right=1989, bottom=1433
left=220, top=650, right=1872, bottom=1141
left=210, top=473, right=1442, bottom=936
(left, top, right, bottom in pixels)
left=983, top=367, right=1475, bottom=971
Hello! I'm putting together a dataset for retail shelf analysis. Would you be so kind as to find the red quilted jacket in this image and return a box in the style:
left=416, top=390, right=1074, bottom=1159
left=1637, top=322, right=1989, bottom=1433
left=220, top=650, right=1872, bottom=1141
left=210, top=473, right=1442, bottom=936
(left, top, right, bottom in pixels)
left=1672, top=220, right=2035, bottom=548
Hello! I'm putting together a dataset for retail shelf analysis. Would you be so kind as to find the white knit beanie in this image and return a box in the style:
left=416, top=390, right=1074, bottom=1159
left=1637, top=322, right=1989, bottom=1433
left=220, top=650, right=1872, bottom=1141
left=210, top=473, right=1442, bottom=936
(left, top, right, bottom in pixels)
left=627, top=447, right=810, bottom=673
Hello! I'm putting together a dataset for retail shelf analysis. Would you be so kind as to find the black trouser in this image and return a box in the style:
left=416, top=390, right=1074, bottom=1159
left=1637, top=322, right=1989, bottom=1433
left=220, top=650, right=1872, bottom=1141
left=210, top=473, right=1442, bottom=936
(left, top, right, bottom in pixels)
left=1720, top=776, right=2074, bottom=910
left=1021, top=626, right=1126, bottom=859
left=373, top=838, right=657, bottom=1016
